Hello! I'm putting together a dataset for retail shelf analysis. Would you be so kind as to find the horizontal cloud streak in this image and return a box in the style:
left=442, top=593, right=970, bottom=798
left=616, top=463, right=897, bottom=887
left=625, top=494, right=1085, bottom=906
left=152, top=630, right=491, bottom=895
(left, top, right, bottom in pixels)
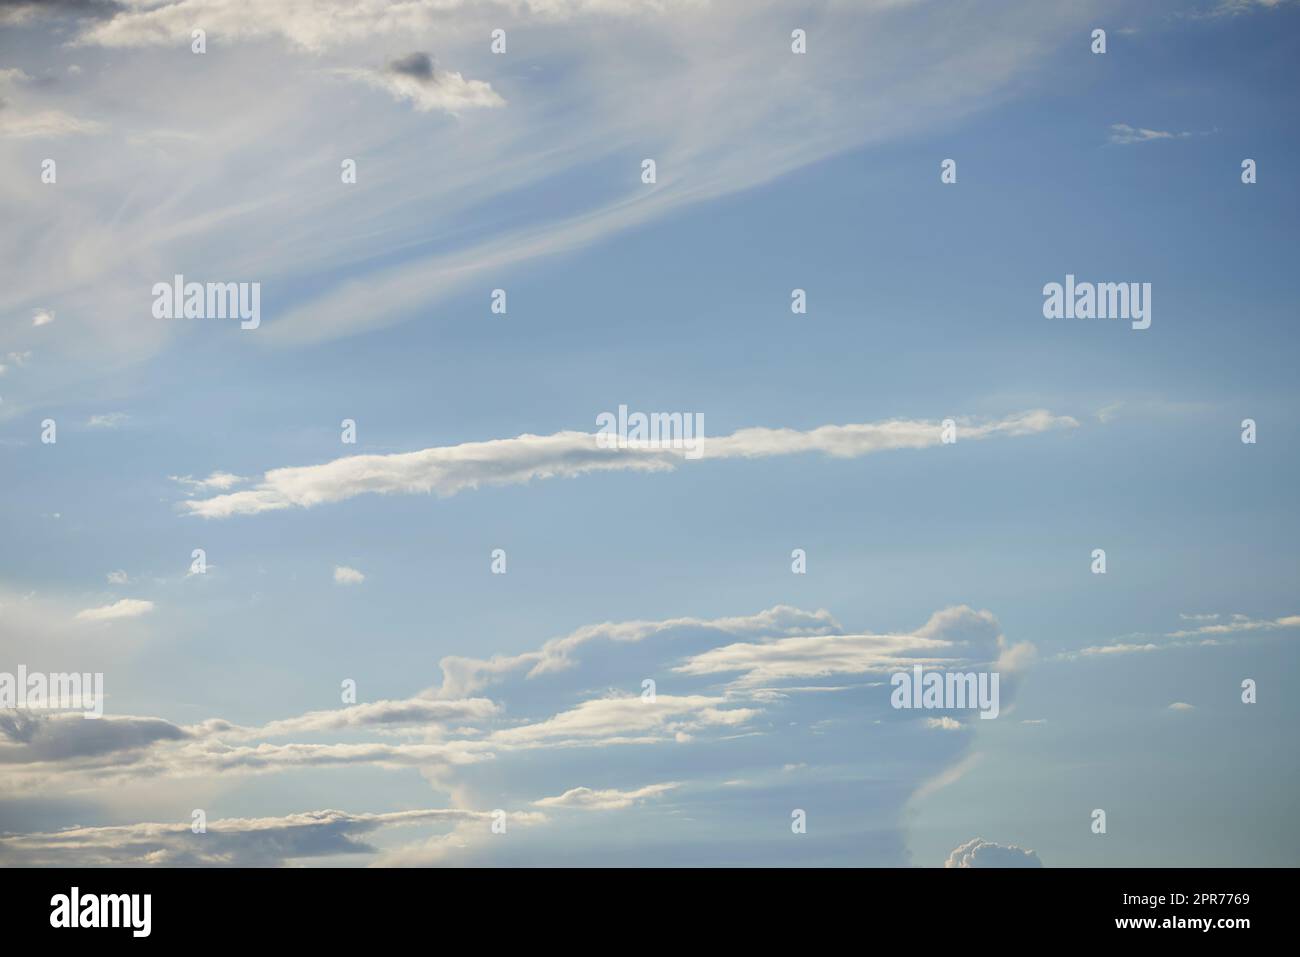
left=0, top=807, right=539, bottom=867
left=182, top=410, right=1078, bottom=518
left=534, top=782, right=678, bottom=810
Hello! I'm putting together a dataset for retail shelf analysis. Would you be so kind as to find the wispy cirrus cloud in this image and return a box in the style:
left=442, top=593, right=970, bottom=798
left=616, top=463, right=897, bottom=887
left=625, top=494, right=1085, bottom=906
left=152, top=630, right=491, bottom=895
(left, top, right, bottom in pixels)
left=70, top=0, right=694, bottom=52
left=1108, top=122, right=1192, bottom=144
left=1059, top=611, right=1300, bottom=659
left=170, top=471, right=245, bottom=492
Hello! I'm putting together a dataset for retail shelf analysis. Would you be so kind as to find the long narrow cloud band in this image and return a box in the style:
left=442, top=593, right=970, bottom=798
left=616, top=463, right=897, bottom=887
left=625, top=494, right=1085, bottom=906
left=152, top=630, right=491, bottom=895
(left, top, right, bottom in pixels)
left=181, top=409, right=1077, bottom=518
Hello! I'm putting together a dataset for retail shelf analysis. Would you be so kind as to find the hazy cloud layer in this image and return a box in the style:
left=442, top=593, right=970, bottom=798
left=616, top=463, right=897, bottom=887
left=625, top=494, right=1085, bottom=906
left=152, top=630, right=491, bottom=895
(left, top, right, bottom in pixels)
left=1, top=602, right=1030, bottom=866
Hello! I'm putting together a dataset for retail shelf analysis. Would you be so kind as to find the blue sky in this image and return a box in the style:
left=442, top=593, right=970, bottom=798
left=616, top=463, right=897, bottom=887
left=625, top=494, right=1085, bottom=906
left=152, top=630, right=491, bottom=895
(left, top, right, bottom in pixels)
left=1, top=0, right=1297, bottom=866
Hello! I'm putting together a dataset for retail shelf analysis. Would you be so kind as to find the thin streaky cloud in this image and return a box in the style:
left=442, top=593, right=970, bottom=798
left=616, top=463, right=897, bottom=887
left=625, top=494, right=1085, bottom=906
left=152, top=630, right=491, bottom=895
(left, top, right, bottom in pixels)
left=181, top=410, right=1078, bottom=519
left=1108, top=123, right=1187, bottom=144
left=533, top=783, right=679, bottom=811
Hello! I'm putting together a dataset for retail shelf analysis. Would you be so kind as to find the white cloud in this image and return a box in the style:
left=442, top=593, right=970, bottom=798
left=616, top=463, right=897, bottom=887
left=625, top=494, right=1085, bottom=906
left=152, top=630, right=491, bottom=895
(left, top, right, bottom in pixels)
left=945, top=837, right=1042, bottom=868
left=74, top=598, right=155, bottom=621
left=1064, top=611, right=1300, bottom=658
left=73, top=0, right=697, bottom=52
left=170, top=471, right=246, bottom=492
left=106, top=570, right=130, bottom=585
left=32, top=309, right=54, bottom=327
left=211, top=697, right=500, bottom=739
left=925, top=716, right=963, bottom=730
left=87, top=413, right=129, bottom=429
left=1166, top=613, right=1300, bottom=639
left=181, top=411, right=1077, bottom=518
left=534, top=782, right=678, bottom=811
left=337, top=53, right=504, bottom=114
left=490, top=694, right=757, bottom=748
left=674, top=605, right=1032, bottom=688
left=1168, top=702, right=1195, bottom=712
left=432, top=604, right=840, bottom=698
left=1108, top=123, right=1199, bottom=145
left=0, top=600, right=1030, bottom=870
left=333, top=565, right=366, bottom=585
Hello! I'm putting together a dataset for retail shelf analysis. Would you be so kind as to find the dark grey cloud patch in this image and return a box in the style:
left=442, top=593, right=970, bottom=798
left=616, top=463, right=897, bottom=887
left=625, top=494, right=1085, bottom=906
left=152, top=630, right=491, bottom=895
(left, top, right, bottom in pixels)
left=0, top=712, right=188, bottom=763
left=0, top=0, right=123, bottom=22
left=387, top=52, right=435, bottom=81
left=0, top=808, right=491, bottom=867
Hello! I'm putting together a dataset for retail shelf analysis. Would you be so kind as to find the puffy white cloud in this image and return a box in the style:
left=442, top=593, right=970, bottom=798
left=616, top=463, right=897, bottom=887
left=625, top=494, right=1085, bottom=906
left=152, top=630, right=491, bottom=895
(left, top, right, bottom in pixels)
left=333, top=565, right=365, bottom=585
left=945, top=838, right=1042, bottom=868
left=925, top=717, right=963, bottom=731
